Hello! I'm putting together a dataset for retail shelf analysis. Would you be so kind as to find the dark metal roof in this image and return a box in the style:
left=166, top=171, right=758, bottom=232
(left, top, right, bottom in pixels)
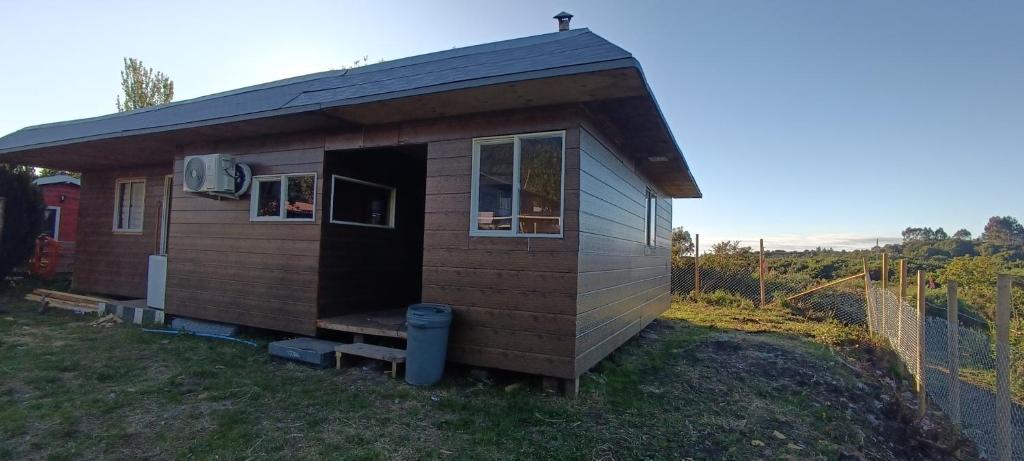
left=0, top=28, right=700, bottom=197
left=0, top=28, right=630, bottom=152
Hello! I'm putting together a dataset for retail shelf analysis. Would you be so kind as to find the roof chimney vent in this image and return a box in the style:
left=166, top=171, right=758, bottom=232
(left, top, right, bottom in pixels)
left=554, top=12, right=573, bottom=32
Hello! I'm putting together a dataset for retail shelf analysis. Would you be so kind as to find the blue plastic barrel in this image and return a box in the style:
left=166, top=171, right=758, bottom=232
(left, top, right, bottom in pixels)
left=405, top=303, right=453, bottom=386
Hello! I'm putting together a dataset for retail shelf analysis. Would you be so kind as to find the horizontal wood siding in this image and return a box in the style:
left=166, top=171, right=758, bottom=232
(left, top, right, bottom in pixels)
left=164, top=135, right=325, bottom=335
left=575, top=126, right=673, bottom=376
left=419, top=111, right=582, bottom=379
left=73, top=165, right=170, bottom=298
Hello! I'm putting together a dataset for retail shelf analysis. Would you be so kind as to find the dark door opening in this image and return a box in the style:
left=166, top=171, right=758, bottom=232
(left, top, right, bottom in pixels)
left=317, top=145, right=427, bottom=321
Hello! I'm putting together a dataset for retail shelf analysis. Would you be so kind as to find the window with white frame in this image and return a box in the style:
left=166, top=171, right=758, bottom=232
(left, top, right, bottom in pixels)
left=329, top=175, right=396, bottom=228
left=250, top=173, right=316, bottom=221
left=645, top=188, right=657, bottom=247
left=43, top=206, right=61, bottom=240
left=113, top=178, right=146, bottom=232
left=471, top=131, right=564, bottom=237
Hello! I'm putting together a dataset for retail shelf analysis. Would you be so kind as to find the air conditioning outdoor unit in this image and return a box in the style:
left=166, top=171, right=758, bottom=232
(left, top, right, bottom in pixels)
left=183, top=154, right=236, bottom=194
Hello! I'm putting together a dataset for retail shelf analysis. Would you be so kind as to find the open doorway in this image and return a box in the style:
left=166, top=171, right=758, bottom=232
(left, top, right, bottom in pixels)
left=317, top=145, right=427, bottom=324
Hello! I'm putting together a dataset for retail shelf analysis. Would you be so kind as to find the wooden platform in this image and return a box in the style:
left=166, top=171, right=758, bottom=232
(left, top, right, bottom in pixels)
left=316, top=309, right=408, bottom=339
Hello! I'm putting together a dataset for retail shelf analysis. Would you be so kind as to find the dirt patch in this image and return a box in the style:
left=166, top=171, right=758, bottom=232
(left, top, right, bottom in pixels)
left=686, top=332, right=977, bottom=460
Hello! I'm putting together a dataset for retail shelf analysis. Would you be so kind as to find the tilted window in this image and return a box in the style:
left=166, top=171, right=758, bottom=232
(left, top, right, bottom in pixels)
left=113, top=178, right=146, bottom=232
left=329, top=175, right=396, bottom=228
left=250, top=173, right=316, bottom=222
left=471, top=131, right=565, bottom=237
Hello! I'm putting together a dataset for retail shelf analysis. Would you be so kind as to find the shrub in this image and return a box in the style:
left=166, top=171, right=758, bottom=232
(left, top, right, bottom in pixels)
left=0, top=166, right=44, bottom=291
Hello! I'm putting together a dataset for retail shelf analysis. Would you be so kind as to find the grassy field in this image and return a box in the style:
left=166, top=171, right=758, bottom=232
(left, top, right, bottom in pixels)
left=0, top=285, right=975, bottom=460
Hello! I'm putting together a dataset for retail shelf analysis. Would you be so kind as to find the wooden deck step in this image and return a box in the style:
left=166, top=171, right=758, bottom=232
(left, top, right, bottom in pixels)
left=334, top=343, right=407, bottom=378
left=335, top=343, right=406, bottom=362
left=317, top=308, right=408, bottom=339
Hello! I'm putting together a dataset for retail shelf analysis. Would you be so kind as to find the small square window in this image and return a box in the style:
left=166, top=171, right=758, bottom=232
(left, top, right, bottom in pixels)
left=330, top=175, right=396, bottom=228
left=250, top=173, right=316, bottom=222
left=113, top=178, right=146, bottom=232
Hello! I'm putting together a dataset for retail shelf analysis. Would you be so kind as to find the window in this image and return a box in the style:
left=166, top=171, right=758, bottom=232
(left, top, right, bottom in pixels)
left=43, top=206, right=61, bottom=240
left=250, top=173, right=316, bottom=221
left=645, top=188, right=657, bottom=247
left=113, top=178, right=146, bottom=232
left=329, top=175, right=396, bottom=228
left=471, top=131, right=564, bottom=237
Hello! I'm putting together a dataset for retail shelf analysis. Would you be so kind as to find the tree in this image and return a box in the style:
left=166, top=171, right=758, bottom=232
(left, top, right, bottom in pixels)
left=933, top=227, right=948, bottom=240
left=902, top=227, right=932, bottom=242
left=670, top=227, right=693, bottom=267
left=939, top=255, right=1003, bottom=319
left=115, top=58, right=174, bottom=112
left=37, top=168, right=80, bottom=179
left=0, top=165, right=45, bottom=291
left=952, top=229, right=972, bottom=240
left=982, top=216, right=1024, bottom=246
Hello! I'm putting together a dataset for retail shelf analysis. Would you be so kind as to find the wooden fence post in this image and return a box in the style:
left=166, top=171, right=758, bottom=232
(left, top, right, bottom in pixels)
left=881, top=252, right=889, bottom=337
left=863, top=258, right=873, bottom=332
left=759, top=238, right=766, bottom=308
left=995, top=275, right=1012, bottom=461
left=694, top=234, right=700, bottom=293
left=916, top=271, right=927, bottom=418
left=898, top=259, right=907, bottom=349
left=946, top=281, right=961, bottom=426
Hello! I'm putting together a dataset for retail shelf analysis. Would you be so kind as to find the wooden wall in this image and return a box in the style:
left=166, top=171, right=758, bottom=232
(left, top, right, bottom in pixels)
left=165, top=134, right=325, bottom=335
left=74, top=165, right=170, bottom=298
left=367, top=113, right=581, bottom=380
left=574, top=125, right=673, bottom=377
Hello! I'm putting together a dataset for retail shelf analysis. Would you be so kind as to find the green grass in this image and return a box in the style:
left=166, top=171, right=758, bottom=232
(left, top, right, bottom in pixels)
left=0, top=286, right=968, bottom=460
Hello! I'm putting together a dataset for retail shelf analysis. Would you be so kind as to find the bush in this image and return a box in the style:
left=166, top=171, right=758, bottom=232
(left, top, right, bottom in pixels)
left=0, top=167, right=44, bottom=291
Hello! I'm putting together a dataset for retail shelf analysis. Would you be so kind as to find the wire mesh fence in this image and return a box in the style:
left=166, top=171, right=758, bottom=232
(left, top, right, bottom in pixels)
left=670, top=235, right=1021, bottom=459
left=865, top=277, right=1023, bottom=460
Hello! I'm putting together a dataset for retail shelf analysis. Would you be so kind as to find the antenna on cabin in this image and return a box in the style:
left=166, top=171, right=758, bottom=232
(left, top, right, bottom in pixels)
left=554, top=12, right=573, bottom=32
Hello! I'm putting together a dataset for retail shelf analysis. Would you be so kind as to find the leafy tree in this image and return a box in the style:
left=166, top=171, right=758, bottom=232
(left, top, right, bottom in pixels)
left=0, top=165, right=45, bottom=291
left=933, top=227, right=948, bottom=240
left=939, top=255, right=1003, bottom=319
left=671, top=227, right=693, bottom=266
left=115, top=58, right=174, bottom=112
left=982, top=216, right=1024, bottom=246
left=37, top=168, right=80, bottom=179
left=952, top=228, right=972, bottom=240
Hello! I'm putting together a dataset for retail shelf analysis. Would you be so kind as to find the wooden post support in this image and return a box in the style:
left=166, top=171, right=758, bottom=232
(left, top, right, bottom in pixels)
left=863, top=258, right=873, bottom=332
left=694, top=234, right=700, bottom=293
left=881, top=252, right=889, bottom=337
left=916, top=271, right=927, bottom=418
left=995, top=275, right=1012, bottom=461
left=946, top=281, right=961, bottom=426
left=898, top=259, right=907, bottom=349
left=759, top=238, right=766, bottom=308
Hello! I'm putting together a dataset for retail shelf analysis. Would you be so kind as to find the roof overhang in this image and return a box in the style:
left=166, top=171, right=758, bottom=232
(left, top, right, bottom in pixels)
left=0, top=60, right=699, bottom=197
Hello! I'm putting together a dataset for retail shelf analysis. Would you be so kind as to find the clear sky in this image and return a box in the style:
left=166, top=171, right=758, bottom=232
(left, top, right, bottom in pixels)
left=2, top=1, right=1021, bottom=250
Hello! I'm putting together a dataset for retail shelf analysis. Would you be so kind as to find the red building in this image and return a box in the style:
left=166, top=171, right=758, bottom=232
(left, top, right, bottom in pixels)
left=33, top=174, right=80, bottom=272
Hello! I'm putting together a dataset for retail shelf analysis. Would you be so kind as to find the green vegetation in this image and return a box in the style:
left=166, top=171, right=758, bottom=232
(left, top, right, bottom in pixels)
left=0, top=165, right=45, bottom=291
left=0, top=283, right=972, bottom=460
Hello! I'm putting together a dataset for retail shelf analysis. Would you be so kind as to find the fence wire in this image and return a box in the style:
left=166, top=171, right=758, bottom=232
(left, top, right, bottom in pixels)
left=672, top=246, right=1021, bottom=459
left=866, top=282, right=1022, bottom=460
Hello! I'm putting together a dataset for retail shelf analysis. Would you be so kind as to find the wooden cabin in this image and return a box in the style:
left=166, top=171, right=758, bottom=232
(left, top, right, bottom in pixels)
left=32, top=174, right=80, bottom=272
left=0, top=22, right=700, bottom=391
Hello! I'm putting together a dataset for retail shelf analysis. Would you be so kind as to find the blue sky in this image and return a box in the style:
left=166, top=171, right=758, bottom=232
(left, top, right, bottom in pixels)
left=2, top=1, right=1021, bottom=250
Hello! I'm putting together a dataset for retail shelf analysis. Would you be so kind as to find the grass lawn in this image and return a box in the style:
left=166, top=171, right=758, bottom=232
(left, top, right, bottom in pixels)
left=0, top=286, right=974, bottom=460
